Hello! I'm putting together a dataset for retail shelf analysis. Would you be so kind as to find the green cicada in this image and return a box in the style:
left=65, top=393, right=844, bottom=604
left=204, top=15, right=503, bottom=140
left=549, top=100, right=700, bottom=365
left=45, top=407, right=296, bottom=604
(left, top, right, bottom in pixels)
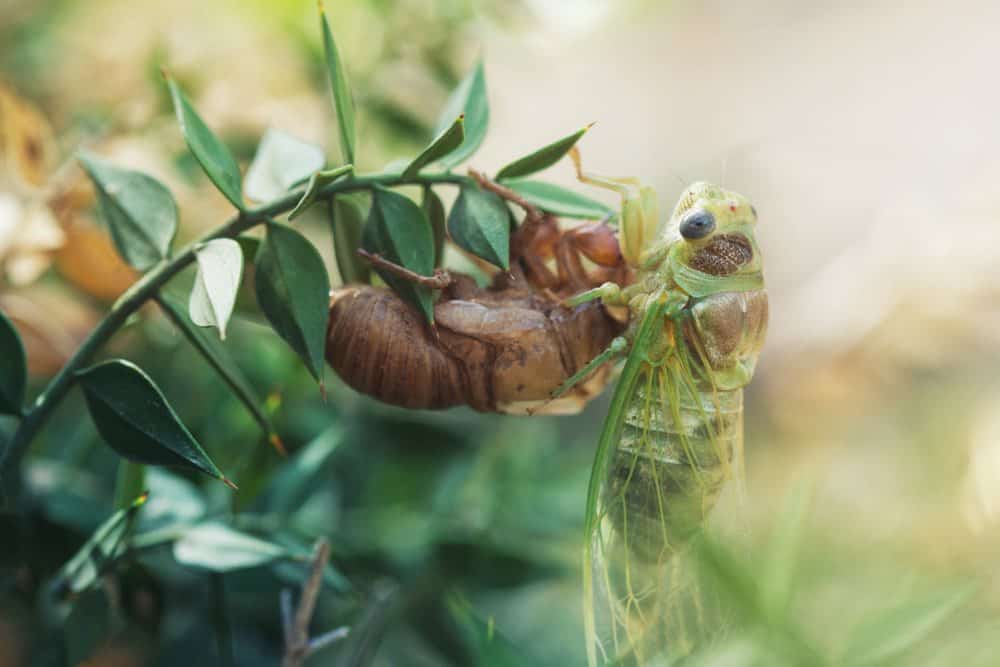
left=556, top=149, right=768, bottom=665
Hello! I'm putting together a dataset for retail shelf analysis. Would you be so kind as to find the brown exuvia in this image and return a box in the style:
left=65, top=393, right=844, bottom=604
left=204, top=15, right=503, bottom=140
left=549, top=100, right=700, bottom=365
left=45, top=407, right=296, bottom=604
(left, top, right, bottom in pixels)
left=326, top=274, right=624, bottom=414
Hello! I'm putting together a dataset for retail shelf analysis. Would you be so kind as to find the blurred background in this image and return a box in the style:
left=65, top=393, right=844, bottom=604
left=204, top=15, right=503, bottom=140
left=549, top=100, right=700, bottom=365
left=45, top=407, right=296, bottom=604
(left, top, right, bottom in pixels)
left=2, top=0, right=1000, bottom=665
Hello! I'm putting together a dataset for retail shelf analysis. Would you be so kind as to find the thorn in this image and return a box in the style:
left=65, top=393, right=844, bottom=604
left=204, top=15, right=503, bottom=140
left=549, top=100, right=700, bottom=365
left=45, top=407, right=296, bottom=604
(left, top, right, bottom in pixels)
left=317, top=0, right=325, bottom=14
left=584, top=121, right=596, bottom=131
left=270, top=433, right=288, bottom=457
left=222, top=477, right=239, bottom=491
left=134, top=491, right=150, bottom=506
left=319, top=380, right=328, bottom=404
left=159, top=66, right=169, bottom=81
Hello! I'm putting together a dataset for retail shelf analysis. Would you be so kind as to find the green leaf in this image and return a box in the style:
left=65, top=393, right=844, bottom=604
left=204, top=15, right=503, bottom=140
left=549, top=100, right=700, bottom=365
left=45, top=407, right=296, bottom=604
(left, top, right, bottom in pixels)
left=173, top=521, right=288, bottom=572
left=166, top=76, right=244, bottom=209
left=841, top=584, right=976, bottom=666
left=503, top=179, right=614, bottom=220
left=423, top=187, right=447, bottom=267
left=434, top=61, right=488, bottom=169
left=244, top=127, right=325, bottom=203
left=257, top=425, right=343, bottom=515
left=402, top=114, right=465, bottom=178
left=65, top=588, right=112, bottom=665
left=78, top=360, right=235, bottom=488
left=447, top=596, right=526, bottom=667
left=189, top=238, right=243, bottom=340
left=254, top=222, right=331, bottom=381
left=319, top=6, right=356, bottom=165
left=78, top=151, right=178, bottom=270
left=761, top=482, right=812, bottom=621
left=288, top=164, right=354, bottom=221
left=330, top=193, right=370, bottom=284
left=0, top=308, right=26, bottom=416
left=496, top=124, right=591, bottom=181
left=448, top=184, right=510, bottom=269
left=157, top=295, right=282, bottom=454
left=52, top=492, right=148, bottom=598
left=362, top=186, right=436, bottom=323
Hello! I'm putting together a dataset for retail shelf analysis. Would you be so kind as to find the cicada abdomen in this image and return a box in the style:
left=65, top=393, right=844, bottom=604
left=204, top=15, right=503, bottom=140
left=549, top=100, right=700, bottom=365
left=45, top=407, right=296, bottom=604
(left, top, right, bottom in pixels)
left=609, top=289, right=768, bottom=563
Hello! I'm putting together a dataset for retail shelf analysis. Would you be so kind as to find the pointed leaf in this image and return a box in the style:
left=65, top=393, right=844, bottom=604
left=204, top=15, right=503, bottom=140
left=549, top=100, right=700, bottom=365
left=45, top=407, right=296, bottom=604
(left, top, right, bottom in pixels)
left=78, top=360, right=235, bottom=487
left=51, top=492, right=148, bottom=598
left=422, top=187, right=447, bottom=267
left=841, top=584, right=976, bottom=666
left=319, top=6, right=356, bottom=165
left=78, top=152, right=178, bottom=270
left=288, top=164, right=354, bottom=221
left=166, top=76, right=243, bottom=209
left=158, top=295, right=281, bottom=453
left=0, top=308, right=26, bottom=416
left=402, top=114, right=465, bottom=178
left=448, top=184, right=510, bottom=269
left=434, top=61, right=488, bottom=169
left=496, top=124, right=591, bottom=181
left=189, top=239, right=243, bottom=340
left=447, top=596, right=525, bottom=667
left=173, top=521, right=288, bottom=572
left=244, top=127, right=325, bottom=203
left=256, top=425, right=343, bottom=515
left=330, top=193, right=370, bottom=284
left=503, top=179, right=614, bottom=220
left=254, top=222, right=330, bottom=380
left=362, top=186, right=435, bottom=322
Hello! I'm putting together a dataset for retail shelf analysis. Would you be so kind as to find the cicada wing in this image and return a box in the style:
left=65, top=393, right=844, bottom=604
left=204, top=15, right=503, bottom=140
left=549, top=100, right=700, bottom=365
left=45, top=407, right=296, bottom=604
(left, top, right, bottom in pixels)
left=584, top=305, right=746, bottom=667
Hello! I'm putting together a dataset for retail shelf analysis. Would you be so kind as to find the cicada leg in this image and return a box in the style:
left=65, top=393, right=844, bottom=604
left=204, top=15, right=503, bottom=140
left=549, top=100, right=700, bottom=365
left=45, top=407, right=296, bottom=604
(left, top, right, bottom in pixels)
left=563, top=281, right=626, bottom=308
left=569, top=147, right=659, bottom=268
left=546, top=336, right=629, bottom=401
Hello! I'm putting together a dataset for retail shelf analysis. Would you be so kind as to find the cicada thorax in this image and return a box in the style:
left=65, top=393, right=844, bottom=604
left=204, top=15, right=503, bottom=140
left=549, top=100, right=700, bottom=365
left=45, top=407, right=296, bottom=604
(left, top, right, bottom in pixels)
left=326, top=274, right=625, bottom=414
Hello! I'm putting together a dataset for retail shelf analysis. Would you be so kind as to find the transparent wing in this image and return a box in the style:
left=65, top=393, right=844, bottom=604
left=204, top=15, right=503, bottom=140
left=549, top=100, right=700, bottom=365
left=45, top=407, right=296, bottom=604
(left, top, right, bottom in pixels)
left=583, top=302, right=745, bottom=666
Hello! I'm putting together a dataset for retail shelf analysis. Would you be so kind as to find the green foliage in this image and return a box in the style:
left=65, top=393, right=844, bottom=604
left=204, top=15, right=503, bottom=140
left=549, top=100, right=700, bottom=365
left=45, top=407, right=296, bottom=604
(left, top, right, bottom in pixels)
left=330, top=193, right=371, bottom=284
left=254, top=222, right=331, bottom=382
left=403, top=114, right=465, bottom=178
left=78, top=151, right=179, bottom=270
left=189, top=238, right=243, bottom=340
left=156, top=295, right=279, bottom=450
left=289, top=164, right=354, bottom=220
left=434, top=61, right=489, bottom=169
left=51, top=492, right=148, bottom=598
left=320, top=6, right=357, bottom=165
left=244, top=127, right=326, bottom=203
left=447, top=184, right=510, bottom=270
left=840, top=585, right=977, bottom=666
left=173, top=521, right=289, bottom=572
left=503, top=179, right=614, bottom=220
left=0, top=308, right=26, bottom=416
left=423, top=187, right=448, bottom=267
left=167, top=75, right=245, bottom=209
left=362, top=185, right=437, bottom=322
left=77, top=360, right=234, bottom=487
left=495, top=125, right=590, bottom=181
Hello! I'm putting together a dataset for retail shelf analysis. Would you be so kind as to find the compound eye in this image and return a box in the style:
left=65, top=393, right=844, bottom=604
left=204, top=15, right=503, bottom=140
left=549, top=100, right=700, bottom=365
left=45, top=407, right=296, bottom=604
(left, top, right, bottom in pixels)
left=679, top=209, right=715, bottom=240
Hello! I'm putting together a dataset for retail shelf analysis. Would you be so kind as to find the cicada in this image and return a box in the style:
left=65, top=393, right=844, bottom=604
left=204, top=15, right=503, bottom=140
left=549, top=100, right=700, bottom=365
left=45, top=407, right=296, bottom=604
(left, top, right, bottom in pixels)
left=555, top=149, right=768, bottom=665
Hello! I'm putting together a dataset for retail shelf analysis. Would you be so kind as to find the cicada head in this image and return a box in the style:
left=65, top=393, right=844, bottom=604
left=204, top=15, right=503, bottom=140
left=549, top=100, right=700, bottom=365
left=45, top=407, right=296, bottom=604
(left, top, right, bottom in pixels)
left=663, top=182, right=764, bottom=298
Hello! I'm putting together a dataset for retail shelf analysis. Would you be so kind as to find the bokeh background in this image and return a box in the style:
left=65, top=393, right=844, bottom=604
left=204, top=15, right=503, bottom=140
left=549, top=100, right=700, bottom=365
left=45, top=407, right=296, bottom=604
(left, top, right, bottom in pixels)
left=2, top=0, right=1000, bottom=665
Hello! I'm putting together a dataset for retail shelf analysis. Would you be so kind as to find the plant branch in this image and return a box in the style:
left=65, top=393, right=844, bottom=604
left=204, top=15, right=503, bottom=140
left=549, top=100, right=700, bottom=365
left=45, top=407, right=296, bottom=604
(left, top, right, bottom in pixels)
left=0, top=170, right=470, bottom=499
left=282, top=538, right=349, bottom=667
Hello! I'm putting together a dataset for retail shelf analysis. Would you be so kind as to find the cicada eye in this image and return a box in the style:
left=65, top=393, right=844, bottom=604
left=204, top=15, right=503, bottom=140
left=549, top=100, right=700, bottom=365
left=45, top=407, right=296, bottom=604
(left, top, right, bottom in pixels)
left=679, top=209, right=715, bottom=240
